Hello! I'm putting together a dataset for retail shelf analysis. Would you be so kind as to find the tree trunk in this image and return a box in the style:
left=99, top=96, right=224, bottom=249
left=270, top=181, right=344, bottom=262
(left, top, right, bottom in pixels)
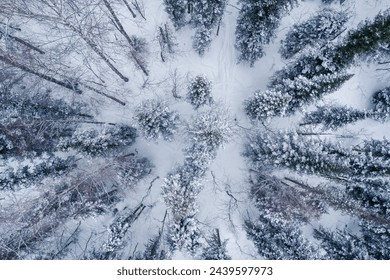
left=0, top=54, right=82, bottom=93
left=102, top=0, right=149, bottom=76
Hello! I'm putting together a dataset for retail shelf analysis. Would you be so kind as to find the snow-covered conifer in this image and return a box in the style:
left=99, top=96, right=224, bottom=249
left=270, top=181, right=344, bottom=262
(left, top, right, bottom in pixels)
left=58, top=124, right=137, bottom=156
left=280, top=9, right=348, bottom=59
left=99, top=205, right=146, bottom=259
left=201, top=229, right=231, bottom=260
left=371, top=86, right=390, bottom=121
left=244, top=89, right=291, bottom=121
left=245, top=214, right=318, bottom=259
left=250, top=174, right=326, bottom=223
left=164, top=0, right=188, bottom=29
left=301, top=105, right=367, bottom=130
left=134, top=99, right=180, bottom=141
left=360, top=220, right=390, bottom=260
left=244, top=130, right=349, bottom=176
left=192, top=25, right=212, bottom=55
left=186, top=105, right=233, bottom=151
left=274, top=71, right=353, bottom=115
left=140, top=232, right=168, bottom=260
left=235, top=0, right=297, bottom=66
left=190, top=0, right=227, bottom=54
left=313, top=226, right=368, bottom=260
left=333, top=9, right=390, bottom=67
left=349, top=138, right=390, bottom=176
left=187, top=75, right=213, bottom=109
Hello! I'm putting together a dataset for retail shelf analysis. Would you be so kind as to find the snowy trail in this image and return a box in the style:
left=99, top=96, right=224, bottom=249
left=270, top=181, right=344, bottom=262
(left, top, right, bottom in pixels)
left=217, top=7, right=237, bottom=103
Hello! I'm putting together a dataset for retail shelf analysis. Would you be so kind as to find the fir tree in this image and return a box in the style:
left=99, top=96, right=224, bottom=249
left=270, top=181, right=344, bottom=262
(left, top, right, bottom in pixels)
left=280, top=8, right=348, bottom=59
left=58, top=124, right=137, bottom=156
left=235, top=0, right=297, bottom=66
left=191, top=0, right=227, bottom=54
left=201, top=229, right=231, bottom=260
left=349, top=138, right=390, bottom=176
left=192, top=25, right=212, bottom=55
left=371, top=86, right=390, bottom=121
left=191, top=0, right=227, bottom=29
left=244, top=89, right=291, bottom=121
left=186, top=105, right=233, bottom=151
left=360, top=220, right=390, bottom=260
left=164, top=0, right=188, bottom=29
left=138, top=232, right=168, bottom=260
left=187, top=75, right=213, bottom=109
left=134, top=99, right=180, bottom=141
left=249, top=173, right=326, bottom=223
left=0, top=155, right=76, bottom=191
left=245, top=214, right=318, bottom=260
left=0, top=91, right=90, bottom=158
left=244, top=130, right=349, bottom=176
left=162, top=169, right=202, bottom=253
left=333, top=8, right=390, bottom=68
left=300, top=105, right=367, bottom=130
left=345, top=177, right=390, bottom=217
left=98, top=205, right=146, bottom=260
left=273, top=71, right=353, bottom=115
left=313, top=226, right=368, bottom=260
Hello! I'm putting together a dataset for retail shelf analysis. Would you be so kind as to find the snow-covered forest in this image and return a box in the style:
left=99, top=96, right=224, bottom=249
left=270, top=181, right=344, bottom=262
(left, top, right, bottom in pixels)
left=0, top=0, right=389, bottom=260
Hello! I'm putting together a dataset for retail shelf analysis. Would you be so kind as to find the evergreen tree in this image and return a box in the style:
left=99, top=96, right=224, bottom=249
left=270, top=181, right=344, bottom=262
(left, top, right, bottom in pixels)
left=58, top=124, right=137, bottom=156
left=192, top=25, right=212, bottom=55
left=134, top=99, right=180, bottom=141
left=191, top=0, right=227, bottom=54
left=201, top=229, right=231, bottom=260
left=141, top=232, right=168, bottom=260
left=360, top=220, right=390, bottom=260
left=244, top=130, right=349, bottom=176
left=187, top=75, right=213, bottom=109
left=245, top=45, right=353, bottom=120
left=280, top=8, right=348, bottom=59
left=313, top=226, right=368, bottom=260
left=0, top=155, right=75, bottom=191
left=164, top=0, right=188, bottom=29
left=191, top=0, right=226, bottom=29
left=349, top=138, right=390, bottom=176
left=371, top=86, right=390, bottom=121
left=186, top=105, right=233, bottom=151
left=245, top=214, right=318, bottom=259
left=235, top=0, right=297, bottom=66
left=249, top=173, right=326, bottom=223
left=0, top=91, right=90, bottom=158
left=333, top=8, right=390, bottom=68
left=272, top=70, right=353, bottom=115
left=98, top=205, right=146, bottom=260
left=345, top=177, right=390, bottom=217
left=244, top=89, right=291, bottom=121
left=300, top=105, right=367, bottom=130
left=162, top=169, right=202, bottom=253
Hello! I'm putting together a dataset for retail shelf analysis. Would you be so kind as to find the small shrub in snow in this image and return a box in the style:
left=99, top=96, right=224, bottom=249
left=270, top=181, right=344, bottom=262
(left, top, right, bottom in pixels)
left=187, top=75, right=213, bottom=109
left=134, top=99, right=180, bottom=141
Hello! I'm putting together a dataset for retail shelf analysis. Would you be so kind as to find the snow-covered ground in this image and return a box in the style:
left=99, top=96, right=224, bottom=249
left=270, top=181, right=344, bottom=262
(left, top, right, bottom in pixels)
left=1, top=0, right=389, bottom=260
